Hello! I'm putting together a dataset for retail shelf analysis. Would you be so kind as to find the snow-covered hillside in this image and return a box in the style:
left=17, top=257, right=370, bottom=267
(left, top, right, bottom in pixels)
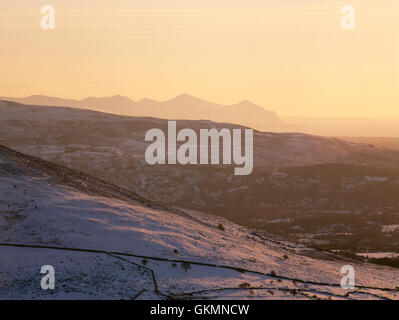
left=0, top=146, right=398, bottom=299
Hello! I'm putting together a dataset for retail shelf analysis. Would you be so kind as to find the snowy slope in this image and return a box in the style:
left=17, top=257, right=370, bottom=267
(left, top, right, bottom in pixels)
left=0, top=145, right=398, bottom=300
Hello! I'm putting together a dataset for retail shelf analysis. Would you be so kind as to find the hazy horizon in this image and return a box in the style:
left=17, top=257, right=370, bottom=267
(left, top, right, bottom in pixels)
left=1, top=0, right=398, bottom=119
left=3, top=92, right=399, bottom=137
left=4, top=91, right=399, bottom=122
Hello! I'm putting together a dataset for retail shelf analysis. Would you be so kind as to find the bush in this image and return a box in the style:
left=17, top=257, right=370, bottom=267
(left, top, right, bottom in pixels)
left=217, top=224, right=225, bottom=231
left=181, top=261, right=191, bottom=272
left=268, top=289, right=274, bottom=296
left=234, top=267, right=246, bottom=273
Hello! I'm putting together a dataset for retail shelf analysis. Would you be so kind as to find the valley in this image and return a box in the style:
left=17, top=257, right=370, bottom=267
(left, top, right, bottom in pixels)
left=1, top=144, right=398, bottom=299
left=1, top=100, right=398, bottom=269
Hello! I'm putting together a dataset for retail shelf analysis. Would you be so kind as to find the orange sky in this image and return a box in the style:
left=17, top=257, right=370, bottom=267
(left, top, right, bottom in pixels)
left=0, top=0, right=398, bottom=118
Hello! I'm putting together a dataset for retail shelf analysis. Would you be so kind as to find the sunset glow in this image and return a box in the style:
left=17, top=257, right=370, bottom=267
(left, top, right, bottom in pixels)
left=0, top=0, right=398, bottom=118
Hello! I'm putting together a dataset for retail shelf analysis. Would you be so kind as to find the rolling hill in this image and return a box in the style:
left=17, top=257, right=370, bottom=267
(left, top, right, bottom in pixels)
left=1, top=100, right=399, bottom=256
left=0, top=145, right=398, bottom=299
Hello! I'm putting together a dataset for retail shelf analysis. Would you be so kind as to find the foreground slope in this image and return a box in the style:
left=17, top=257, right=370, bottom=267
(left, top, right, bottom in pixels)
left=0, top=146, right=398, bottom=299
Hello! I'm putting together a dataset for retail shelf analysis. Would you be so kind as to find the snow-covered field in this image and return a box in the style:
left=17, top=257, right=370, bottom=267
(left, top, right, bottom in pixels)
left=0, top=146, right=398, bottom=300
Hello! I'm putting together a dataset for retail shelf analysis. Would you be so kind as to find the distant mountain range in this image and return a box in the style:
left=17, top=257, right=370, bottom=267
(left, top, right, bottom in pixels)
left=3, top=95, right=399, bottom=137
left=0, top=94, right=283, bottom=131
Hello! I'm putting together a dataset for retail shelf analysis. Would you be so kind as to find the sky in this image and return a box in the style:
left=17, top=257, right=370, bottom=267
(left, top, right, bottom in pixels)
left=0, top=0, right=398, bottom=118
